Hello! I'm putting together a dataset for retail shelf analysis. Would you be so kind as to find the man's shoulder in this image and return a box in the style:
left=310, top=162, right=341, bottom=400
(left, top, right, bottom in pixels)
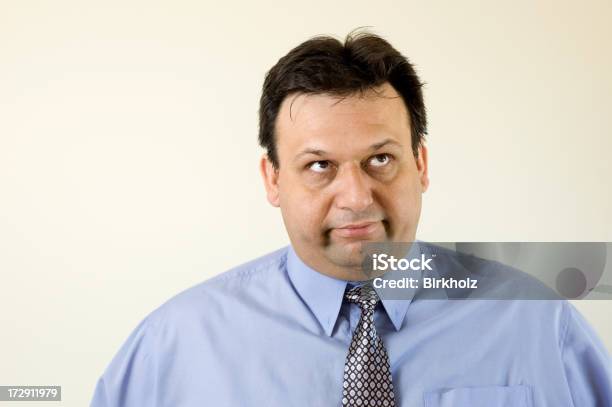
left=144, top=245, right=290, bottom=329
left=418, top=241, right=575, bottom=334
left=418, top=241, right=563, bottom=300
left=197, top=245, right=290, bottom=287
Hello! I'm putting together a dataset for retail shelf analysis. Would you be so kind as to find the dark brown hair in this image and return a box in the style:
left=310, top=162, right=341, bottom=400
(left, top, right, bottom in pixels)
left=258, top=29, right=427, bottom=168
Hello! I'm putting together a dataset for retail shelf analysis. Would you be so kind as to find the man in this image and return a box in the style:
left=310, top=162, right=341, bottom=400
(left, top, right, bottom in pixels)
left=91, top=31, right=610, bottom=406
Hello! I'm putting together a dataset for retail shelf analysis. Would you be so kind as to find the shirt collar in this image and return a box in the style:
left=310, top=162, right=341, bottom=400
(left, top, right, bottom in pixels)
left=286, top=244, right=418, bottom=336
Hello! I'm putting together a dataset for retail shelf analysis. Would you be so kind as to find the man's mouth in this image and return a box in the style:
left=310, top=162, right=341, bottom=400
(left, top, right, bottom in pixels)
left=332, top=221, right=381, bottom=239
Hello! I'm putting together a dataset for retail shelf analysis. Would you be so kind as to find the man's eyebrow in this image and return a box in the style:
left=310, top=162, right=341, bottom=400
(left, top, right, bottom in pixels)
left=370, top=138, right=401, bottom=151
left=294, top=148, right=327, bottom=161
left=294, top=138, right=401, bottom=161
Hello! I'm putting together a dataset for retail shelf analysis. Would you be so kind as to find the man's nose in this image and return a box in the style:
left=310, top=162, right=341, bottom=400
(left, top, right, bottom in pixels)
left=333, top=163, right=374, bottom=212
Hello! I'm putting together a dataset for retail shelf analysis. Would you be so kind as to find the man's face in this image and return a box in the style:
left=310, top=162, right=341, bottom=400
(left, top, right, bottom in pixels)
left=261, top=82, right=429, bottom=280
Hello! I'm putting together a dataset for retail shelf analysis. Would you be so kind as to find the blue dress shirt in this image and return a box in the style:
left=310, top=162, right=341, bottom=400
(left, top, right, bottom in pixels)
left=91, top=243, right=611, bottom=406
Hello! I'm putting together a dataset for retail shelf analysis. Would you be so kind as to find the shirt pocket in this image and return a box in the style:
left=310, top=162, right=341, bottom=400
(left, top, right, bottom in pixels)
left=423, top=384, right=533, bottom=407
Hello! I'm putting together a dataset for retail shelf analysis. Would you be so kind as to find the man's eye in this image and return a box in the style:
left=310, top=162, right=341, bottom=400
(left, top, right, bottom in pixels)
left=368, top=154, right=392, bottom=168
left=308, top=161, right=331, bottom=173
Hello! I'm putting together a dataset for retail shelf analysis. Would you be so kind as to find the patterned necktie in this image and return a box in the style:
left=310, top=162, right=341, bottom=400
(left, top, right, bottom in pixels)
left=342, top=284, right=396, bottom=407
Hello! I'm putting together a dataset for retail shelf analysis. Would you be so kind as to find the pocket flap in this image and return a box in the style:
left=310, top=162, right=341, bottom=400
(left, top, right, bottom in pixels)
left=424, top=384, right=533, bottom=407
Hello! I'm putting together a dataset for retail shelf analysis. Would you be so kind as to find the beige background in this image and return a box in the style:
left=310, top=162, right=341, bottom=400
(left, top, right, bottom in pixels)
left=1, top=1, right=610, bottom=405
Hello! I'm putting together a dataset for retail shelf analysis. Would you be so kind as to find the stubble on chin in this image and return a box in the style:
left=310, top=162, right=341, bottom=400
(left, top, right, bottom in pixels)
left=323, top=238, right=366, bottom=269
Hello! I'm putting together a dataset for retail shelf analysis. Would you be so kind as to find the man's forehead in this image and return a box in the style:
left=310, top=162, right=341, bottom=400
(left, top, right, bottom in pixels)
left=275, top=83, right=411, bottom=153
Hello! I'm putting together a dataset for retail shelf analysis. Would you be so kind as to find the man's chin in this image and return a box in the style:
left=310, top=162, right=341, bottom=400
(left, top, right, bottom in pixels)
left=325, top=241, right=368, bottom=269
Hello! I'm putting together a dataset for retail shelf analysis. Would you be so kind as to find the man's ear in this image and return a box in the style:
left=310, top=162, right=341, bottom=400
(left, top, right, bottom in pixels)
left=260, top=154, right=280, bottom=207
left=416, top=143, right=430, bottom=192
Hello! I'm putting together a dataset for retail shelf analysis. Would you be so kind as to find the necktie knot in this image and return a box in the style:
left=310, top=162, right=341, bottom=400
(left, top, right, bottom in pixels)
left=345, top=284, right=380, bottom=311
